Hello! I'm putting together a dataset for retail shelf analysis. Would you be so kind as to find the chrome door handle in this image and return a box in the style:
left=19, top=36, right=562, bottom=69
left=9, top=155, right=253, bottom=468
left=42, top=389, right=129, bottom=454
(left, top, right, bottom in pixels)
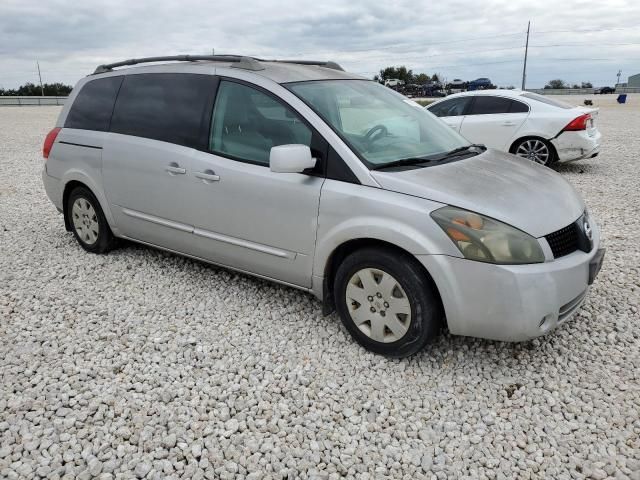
left=501, top=121, right=516, bottom=126
left=166, top=165, right=186, bottom=175
left=195, top=170, right=220, bottom=182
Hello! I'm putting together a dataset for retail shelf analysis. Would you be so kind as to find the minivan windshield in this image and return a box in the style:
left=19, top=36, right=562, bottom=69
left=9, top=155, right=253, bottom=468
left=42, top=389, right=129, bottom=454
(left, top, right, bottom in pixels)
left=286, top=80, right=471, bottom=169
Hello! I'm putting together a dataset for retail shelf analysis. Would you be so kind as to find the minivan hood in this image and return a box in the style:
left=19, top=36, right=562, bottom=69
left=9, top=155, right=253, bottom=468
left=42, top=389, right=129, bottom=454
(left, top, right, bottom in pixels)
left=371, top=149, right=584, bottom=238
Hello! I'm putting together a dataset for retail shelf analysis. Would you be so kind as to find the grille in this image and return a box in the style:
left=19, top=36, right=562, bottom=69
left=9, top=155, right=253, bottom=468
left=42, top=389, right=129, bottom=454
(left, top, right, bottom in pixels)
left=545, top=223, right=580, bottom=258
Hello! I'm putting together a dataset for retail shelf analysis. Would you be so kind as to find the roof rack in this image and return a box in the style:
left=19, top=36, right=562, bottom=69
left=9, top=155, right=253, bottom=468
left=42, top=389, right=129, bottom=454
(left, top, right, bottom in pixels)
left=93, top=55, right=344, bottom=74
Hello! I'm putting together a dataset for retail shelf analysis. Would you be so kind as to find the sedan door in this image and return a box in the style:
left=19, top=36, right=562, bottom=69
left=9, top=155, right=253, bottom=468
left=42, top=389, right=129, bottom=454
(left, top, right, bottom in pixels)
left=427, top=96, right=472, bottom=132
left=186, top=79, right=326, bottom=288
left=459, top=96, right=529, bottom=150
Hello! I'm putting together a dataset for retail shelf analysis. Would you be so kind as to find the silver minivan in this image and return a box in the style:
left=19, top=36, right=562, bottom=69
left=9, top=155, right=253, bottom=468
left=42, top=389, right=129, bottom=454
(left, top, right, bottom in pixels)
left=42, top=55, right=605, bottom=357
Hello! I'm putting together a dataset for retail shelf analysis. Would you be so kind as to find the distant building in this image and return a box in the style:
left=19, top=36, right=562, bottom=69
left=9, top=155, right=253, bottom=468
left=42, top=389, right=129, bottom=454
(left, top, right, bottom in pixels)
left=628, top=73, right=640, bottom=88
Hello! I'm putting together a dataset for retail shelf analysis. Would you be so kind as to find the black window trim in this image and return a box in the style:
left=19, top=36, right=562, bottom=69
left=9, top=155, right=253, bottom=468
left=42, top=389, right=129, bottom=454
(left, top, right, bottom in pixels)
left=65, top=75, right=124, bottom=132
left=466, top=95, right=531, bottom=116
left=109, top=72, right=219, bottom=152
left=207, top=76, right=330, bottom=178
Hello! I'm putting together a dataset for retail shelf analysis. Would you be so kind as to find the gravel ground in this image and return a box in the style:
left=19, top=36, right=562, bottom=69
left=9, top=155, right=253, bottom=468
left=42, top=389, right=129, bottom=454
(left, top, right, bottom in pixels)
left=1, top=96, right=639, bottom=480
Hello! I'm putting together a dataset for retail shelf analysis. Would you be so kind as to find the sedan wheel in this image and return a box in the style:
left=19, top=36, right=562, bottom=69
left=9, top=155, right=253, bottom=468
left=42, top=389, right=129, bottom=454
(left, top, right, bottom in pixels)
left=515, top=139, right=552, bottom=165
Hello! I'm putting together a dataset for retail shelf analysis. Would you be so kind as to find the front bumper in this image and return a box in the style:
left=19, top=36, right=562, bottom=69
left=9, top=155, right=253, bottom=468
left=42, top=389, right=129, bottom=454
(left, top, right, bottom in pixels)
left=418, top=228, right=603, bottom=342
left=551, top=129, right=602, bottom=163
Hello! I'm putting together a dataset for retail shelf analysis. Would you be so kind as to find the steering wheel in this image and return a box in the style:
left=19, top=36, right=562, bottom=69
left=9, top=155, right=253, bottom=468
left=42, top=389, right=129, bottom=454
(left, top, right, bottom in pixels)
left=364, top=124, right=389, bottom=146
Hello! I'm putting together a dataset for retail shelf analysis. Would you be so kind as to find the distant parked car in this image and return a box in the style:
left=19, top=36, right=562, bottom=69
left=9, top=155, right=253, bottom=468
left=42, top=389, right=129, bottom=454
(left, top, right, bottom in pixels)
left=595, top=86, right=615, bottom=94
left=468, top=78, right=493, bottom=91
left=427, top=89, right=601, bottom=166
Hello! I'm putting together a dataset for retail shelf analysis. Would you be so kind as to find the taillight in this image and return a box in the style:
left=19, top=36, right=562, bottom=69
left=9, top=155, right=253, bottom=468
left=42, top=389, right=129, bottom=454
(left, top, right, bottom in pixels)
left=43, top=127, right=61, bottom=159
left=562, top=114, right=591, bottom=132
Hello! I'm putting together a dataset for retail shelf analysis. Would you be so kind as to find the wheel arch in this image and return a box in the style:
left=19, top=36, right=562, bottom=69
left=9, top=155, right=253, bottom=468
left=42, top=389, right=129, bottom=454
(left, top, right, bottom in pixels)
left=321, top=238, right=445, bottom=324
left=61, top=173, right=117, bottom=234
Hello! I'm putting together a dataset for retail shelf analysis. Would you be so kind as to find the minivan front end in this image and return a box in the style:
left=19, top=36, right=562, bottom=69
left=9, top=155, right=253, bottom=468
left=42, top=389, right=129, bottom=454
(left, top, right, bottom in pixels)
left=419, top=213, right=603, bottom=341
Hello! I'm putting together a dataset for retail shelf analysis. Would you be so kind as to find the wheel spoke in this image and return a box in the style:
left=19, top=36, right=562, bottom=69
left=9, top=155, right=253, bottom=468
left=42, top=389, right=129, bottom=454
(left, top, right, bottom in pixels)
left=346, top=283, right=369, bottom=306
left=349, top=305, right=371, bottom=326
left=369, top=317, right=386, bottom=342
left=377, top=272, right=397, bottom=299
left=357, top=269, right=379, bottom=294
left=388, top=296, right=411, bottom=316
left=385, top=315, right=408, bottom=339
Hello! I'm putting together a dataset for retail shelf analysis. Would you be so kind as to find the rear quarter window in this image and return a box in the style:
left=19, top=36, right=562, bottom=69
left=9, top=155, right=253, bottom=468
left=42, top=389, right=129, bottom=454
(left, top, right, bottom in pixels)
left=110, top=73, right=217, bottom=149
left=64, top=76, right=123, bottom=131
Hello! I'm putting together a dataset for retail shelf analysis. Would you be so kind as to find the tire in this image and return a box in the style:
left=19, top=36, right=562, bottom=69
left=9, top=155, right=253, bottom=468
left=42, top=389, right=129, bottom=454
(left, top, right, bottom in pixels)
left=66, top=186, right=116, bottom=254
left=334, top=247, right=442, bottom=358
left=512, top=137, right=556, bottom=166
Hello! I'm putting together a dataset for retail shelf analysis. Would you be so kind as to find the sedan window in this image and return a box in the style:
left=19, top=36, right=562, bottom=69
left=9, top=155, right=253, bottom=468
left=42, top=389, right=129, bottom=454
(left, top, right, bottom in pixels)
left=509, top=100, right=530, bottom=113
left=428, top=97, right=471, bottom=117
left=468, top=96, right=513, bottom=115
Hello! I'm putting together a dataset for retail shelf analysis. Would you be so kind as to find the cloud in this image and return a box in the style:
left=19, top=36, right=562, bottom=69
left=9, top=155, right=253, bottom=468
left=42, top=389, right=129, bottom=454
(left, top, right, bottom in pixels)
left=0, top=0, right=639, bottom=88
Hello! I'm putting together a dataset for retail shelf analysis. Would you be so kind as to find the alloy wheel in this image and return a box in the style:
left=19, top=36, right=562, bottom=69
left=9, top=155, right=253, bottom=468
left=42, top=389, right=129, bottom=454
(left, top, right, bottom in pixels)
left=71, top=198, right=99, bottom=245
left=516, top=139, right=551, bottom=165
left=345, top=268, right=412, bottom=343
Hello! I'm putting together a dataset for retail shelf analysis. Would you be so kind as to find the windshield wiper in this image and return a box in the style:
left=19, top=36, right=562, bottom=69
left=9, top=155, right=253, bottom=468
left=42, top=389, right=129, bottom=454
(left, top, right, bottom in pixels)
left=371, top=157, right=435, bottom=171
left=434, top=144, right=486, bottom=160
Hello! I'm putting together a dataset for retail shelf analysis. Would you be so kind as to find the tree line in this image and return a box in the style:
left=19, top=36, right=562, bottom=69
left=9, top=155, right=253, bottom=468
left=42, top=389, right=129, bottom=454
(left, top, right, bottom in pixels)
left=544, top=79, right=593, bottom=89
left=373, top=66, right=441, bottom=85
left=0, top=82, right=73, bottom=96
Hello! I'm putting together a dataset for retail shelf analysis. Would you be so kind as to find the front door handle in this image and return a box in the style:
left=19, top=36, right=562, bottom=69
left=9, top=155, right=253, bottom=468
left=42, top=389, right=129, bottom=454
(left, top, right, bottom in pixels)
left=166, top=164, right=186, bottom=175
left=195, top=170, right=220, bottom=182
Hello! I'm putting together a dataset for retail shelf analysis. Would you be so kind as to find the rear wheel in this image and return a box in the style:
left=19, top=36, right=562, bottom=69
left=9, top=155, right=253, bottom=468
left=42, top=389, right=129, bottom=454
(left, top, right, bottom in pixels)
left=513, top=138, right=556, bottom=166
left=67, top=186, right=115, bottom=253
left=334, top=247, right=442, bottom=357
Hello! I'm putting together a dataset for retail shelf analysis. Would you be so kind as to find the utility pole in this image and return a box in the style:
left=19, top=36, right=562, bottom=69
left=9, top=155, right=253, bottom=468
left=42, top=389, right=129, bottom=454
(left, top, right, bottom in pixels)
left=37, top=61, right=44, bottom=96
left=521, top=21, right=530, bottom=90
left=616, top=69, right=622, bottom=87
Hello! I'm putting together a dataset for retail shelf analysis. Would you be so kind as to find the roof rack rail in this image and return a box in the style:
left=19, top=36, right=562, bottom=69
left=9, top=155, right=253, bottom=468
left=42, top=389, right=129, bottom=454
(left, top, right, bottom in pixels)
left=93, top=55, right=344, bottom=74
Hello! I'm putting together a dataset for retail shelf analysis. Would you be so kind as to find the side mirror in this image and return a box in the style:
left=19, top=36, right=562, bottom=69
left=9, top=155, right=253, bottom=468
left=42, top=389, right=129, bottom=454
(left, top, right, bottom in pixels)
left=269, top=144, right=316, bottom=173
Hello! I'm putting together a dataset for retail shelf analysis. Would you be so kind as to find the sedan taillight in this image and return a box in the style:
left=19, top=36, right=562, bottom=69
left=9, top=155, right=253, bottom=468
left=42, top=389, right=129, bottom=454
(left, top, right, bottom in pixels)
left=562, top=114, right=591, bottom=132
left=43, top=127, right=61, bottom=159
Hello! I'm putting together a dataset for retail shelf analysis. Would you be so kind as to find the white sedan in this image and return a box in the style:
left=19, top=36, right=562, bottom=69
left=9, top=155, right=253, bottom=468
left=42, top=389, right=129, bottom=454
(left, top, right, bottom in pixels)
left=426, top=90, right=601, bottom=166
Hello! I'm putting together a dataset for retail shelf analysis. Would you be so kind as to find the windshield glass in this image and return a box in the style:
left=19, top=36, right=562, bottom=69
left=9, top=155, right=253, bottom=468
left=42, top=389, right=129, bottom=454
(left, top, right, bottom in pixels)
left=286, top=80, right=469, bottom=168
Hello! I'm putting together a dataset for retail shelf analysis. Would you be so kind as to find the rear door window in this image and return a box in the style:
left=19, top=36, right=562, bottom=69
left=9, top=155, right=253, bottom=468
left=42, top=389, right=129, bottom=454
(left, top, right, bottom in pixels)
left=110, top=73, right=217, bottom=149
left=467, top=96, right=513, bottom=115
left=428, top=97, right=471, bottom=117
left=509, top=100, right=530, bottom=113
left=65, top=76, right=123, bottom=131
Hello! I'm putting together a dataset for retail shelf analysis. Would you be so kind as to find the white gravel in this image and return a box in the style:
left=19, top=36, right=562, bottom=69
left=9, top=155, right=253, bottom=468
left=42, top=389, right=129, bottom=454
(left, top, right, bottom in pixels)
left=1, top=96, right=639, bottom=480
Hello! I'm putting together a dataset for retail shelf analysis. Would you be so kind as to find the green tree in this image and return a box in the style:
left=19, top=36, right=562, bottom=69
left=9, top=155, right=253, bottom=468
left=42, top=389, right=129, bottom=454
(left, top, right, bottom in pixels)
left=581, top=81, right=593, bottom=88
left=545, top=79, right=568, bottom=89
left=377, top=66, right=414, bottom=84
left=414, top=73, right=431, bottom=84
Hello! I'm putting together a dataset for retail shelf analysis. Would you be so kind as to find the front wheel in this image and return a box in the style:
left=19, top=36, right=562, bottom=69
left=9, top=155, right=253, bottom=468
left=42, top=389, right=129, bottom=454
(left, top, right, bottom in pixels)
left=513, top=138, right=556, bottom=166
left=334, top=247, right=442, bottom=357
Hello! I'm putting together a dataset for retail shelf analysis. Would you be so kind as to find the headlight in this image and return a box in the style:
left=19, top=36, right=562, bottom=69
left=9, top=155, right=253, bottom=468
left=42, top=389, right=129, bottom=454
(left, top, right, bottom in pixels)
left=431, top=206, right=545, bottom=264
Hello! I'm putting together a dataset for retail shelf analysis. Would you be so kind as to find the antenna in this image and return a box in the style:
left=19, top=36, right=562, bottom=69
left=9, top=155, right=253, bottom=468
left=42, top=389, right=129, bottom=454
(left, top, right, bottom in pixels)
left=521, top=21, right=530, bottom=90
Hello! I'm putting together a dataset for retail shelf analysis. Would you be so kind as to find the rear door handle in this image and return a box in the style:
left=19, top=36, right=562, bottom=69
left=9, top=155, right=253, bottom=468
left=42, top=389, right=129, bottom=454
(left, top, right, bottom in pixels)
left=501, top=121, right=516, bottom=126
left=195, top=170, right=220, bottom=182
left=166, top=164, right=186, bottom=175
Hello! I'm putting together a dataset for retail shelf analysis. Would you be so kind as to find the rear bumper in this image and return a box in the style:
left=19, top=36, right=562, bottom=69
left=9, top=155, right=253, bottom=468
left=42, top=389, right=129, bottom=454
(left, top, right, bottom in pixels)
left=551, top=130, right=602, bottom=163
left=418, top=224, right=602, bottom=342
left=42, top=167, right=63, bottom=210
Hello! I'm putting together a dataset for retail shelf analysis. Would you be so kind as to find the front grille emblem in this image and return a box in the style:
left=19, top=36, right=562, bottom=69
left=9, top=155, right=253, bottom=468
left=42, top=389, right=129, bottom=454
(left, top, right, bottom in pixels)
left=583, top=220, right=593, bottom=241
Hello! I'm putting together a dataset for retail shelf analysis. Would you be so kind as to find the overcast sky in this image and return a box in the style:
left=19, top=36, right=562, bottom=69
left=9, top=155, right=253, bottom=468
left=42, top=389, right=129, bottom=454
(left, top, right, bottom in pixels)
left=1, top=0, right=639, bottom=89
